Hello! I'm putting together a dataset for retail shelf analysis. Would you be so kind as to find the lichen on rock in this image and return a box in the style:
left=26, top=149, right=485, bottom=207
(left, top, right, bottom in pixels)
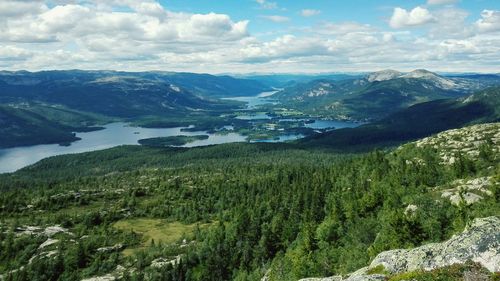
left=297, top=216, right=500, bottom=281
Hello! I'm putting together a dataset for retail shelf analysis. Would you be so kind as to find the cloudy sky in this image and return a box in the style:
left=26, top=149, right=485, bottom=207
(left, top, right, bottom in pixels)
left=1, top=0, right=500, bottom=73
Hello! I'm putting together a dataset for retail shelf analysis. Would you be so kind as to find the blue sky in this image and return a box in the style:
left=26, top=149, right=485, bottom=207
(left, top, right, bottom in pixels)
left=1, top=0, right=500, bottom=73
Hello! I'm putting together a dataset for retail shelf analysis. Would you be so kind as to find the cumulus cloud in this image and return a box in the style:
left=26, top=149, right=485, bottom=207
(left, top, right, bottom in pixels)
left=0, top=1, right=47, bottom=17
left=390, top=6, right=435, bottom=28
left=475, top=10, right=500, bottom=33
left=427, top=0, right=457, bottom=5
left=260, top=15, right=290, bottom=23
left=0, top=2, right=249, bottom=44
left=1, top=0, right=500, bottom=73
left=301, top=9, right=321, bottom=17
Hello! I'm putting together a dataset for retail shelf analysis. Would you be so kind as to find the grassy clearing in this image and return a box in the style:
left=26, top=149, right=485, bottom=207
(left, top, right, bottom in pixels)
left=113, top=218, right=206, bottom=256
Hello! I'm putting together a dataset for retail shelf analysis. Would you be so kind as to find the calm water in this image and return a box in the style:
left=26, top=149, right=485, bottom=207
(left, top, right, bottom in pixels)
left=224, top=91, right=278, bottom=109
left=305, top=120, right=361, bottom=130
left=228, top=92, right=360, bottom=129
left=0, top=123, right=246, bottom=174
left=0, top=92, right=361, bottom=174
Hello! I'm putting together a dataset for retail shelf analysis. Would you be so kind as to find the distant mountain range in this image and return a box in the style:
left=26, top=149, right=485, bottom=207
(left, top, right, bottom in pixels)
left=0, top=71, right=270, bottom=117
left=0, top=70, right=270, bottom=148
left=300, top=86, right=500, bottom=150
left=0, top=70, right=270, bottom=99
left=275, top=69, right=500, bottom=121
left=1, top=69, right=499, bottom=149
left=239, top=73, right=362, bottom=88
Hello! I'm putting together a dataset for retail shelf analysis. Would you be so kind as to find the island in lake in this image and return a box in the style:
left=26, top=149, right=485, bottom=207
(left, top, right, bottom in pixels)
left=138, top=135, right=210, bottom=147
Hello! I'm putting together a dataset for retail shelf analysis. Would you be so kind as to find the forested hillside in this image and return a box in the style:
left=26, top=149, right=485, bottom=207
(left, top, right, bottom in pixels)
left=300, top=86, right=500, bottom=150
left=0, top=123, right=498, bottom=280
left=0, top=104, right=109, bottom=148
left=275, top=70, right=500, bottom=120
left=0, top=71, right=258, bottom=148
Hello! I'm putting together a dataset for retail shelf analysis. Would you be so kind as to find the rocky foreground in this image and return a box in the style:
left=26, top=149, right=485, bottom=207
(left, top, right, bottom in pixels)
left=297, top=216, right=500, bottom=281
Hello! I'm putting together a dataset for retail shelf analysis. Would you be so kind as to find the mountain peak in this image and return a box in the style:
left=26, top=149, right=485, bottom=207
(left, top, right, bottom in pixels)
left=366, top=69, right=403, bottom=82
left=402, top=69, right=439, bottom=79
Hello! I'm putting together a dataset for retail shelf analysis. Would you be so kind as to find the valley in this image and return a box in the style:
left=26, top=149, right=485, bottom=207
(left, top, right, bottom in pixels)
left=2, top=1, right=500, bottom=280
left=0, top=69, right=499, bottom=281
left=0, top=123, right=498, bottom=280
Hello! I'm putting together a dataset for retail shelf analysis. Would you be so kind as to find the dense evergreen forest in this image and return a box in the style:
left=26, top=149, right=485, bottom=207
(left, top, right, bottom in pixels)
left=0, top=123, right=498, bottom=280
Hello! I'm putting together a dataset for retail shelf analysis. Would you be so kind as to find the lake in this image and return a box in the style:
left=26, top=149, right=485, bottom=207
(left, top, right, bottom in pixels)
left=223, top=90, right=279, bottom=109
left=0, top=123, right=246, bottom=174
left=0, top=92, right=361, bottom=174
left=228, top=92, right=361, bottom=130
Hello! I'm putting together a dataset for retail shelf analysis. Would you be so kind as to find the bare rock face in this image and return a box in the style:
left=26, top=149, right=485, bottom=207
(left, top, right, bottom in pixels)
left=298, top=277, right=342, bottom=281
left=297, top=216, right=500, bottom=281
left=366, top=70, right=402, bottom=82
left=344, top=275, right=385, bottom=281
left=366, top=216, right=500, bottom=274
left=413, top=123, right=500, bottom=165
left=440, top=176, right=496, bottom=206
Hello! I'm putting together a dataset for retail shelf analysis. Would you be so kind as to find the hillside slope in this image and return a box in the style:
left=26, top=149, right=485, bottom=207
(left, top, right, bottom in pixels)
left=297, top=217, right=499, bottom=281
left=300, top=87, right=500, bottom=150
left=0, top=104, right=109, bottom=148
left=0, top=123, right=498, bottom=281
left=0, top=71, right=233, bottom=118
left=276, top=70, right=500, bottom=120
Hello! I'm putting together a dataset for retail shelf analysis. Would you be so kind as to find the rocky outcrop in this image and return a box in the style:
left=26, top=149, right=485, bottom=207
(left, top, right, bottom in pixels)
left=366, top=216, right=499, bottom=273
left=414, top=123, right=500, bottom=165
left=80, top=265, right=126, bottom=281
left=96, top=243, right=124, bottom=253
left=298, top=274, right=384, bottom=281
left=298, top=216, right=500, bottom=281
left=298, top=277, right=342, bottom=281
left=150, top=255, right=182, bottom=268
left=440, top=177, right=496, bottom=206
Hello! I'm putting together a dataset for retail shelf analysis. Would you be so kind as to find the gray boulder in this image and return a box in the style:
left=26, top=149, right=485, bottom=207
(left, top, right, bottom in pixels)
left=297, top=216, right=499, bottom=281
left=366, top=216, right=499, bottom=274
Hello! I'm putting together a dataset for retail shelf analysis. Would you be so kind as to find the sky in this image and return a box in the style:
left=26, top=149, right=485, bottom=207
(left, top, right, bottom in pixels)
left=1, top=0, right=500, bottom=73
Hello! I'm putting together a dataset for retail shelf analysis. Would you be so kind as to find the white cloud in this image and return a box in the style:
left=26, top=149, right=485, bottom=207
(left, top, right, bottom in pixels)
left=301, top=9, right=321, bottom=17
left=0, top=3, right=249, bottom=44
left=0, top=1, right=47, bottom=17
left=428, top=8, right=472, bottom=38
left=310, top=22, right=374, bottom=35
left=1, top=1, right=500, bottom=73
left=427, top=0, right=457, bottom=5
left=240, top=35, right=331, bottom=62
left=439, top=39, right=480, bottom=54
left=390, top=6, right=435, bottom=28
left=0, top=46, right=33, bottom=61
left=475, top=10, right=500, bottom=33
left=255, top=0, right=278, bottom=10
left=260, top=15, right=290, bottom=23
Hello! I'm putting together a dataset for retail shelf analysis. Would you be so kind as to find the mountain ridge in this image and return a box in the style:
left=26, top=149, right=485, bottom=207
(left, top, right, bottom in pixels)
left=275, top=69, right=500, bottom=120
left=299, top=86, right=500, bottom=150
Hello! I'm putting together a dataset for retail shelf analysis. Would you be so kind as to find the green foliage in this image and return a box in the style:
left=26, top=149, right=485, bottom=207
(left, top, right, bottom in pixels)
left=138, top=135, right=209, bottom=147
left=0, top=128, right=498, bottom=280
left=301, top=87, right=500, bottom=151
left=366, top=264, right=388, bottom=275
left=388, top=262, right=493, bottom=281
